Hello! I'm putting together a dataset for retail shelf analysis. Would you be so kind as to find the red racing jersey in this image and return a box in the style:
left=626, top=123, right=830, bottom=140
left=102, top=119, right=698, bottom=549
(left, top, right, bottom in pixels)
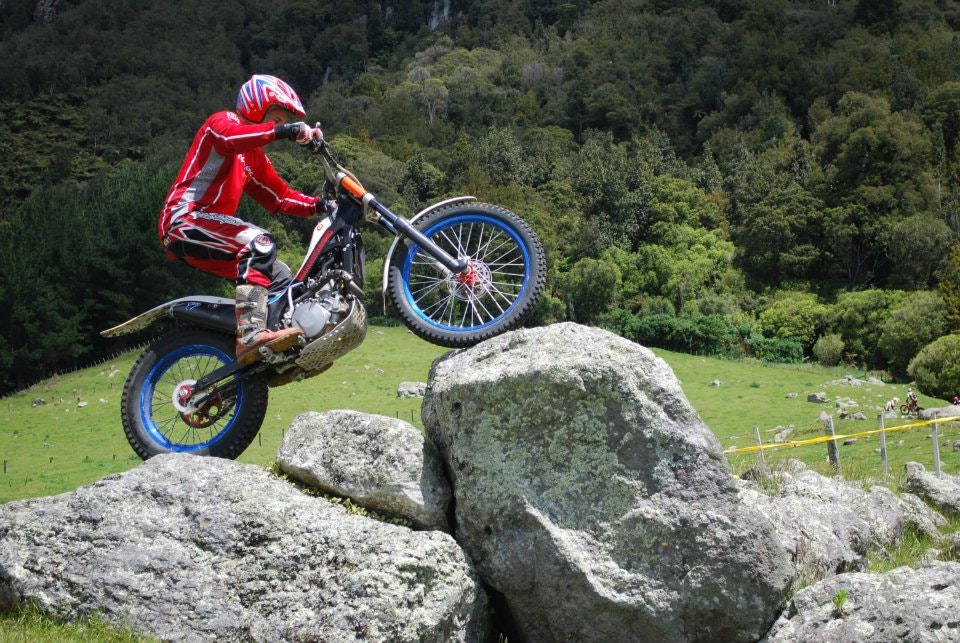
left=158, top=110, right=318, bottom=237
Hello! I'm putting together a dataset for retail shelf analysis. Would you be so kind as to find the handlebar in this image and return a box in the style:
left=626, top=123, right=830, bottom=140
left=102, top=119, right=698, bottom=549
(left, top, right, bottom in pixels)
left=306, top=128, right=369, bottom=203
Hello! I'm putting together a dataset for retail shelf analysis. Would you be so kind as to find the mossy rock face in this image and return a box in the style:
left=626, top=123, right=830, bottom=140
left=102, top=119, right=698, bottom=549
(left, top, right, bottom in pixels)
left=423, top=322, right=793, bottom=643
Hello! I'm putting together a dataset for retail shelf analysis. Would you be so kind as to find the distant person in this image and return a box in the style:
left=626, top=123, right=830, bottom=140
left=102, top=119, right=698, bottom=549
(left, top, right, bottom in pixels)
left=158, top=74, right=328, bottom=364
left=906, top=388, right=919, bottom=407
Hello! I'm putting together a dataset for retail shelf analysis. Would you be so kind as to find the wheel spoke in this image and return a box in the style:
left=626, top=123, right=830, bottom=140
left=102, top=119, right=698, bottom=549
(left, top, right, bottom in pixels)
left=146, top=351, right=238, bottom=449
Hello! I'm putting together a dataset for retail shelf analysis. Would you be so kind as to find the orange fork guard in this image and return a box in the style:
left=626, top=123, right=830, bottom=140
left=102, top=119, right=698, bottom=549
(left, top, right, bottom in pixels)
left=340, top=175, right=366, bottom=199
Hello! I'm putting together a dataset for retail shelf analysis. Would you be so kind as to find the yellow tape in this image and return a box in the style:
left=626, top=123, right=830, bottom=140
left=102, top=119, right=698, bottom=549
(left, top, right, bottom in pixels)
left=724, top=415, right=960, bottom=455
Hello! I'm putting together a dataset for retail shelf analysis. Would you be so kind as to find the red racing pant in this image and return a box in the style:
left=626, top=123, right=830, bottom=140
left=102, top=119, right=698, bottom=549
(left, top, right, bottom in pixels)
left=160, top=211, right=277, bottom=288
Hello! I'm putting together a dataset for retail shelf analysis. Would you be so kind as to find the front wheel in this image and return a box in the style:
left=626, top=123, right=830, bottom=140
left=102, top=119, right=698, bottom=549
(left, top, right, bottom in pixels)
left=388, top=202, right=546, bottom=348
left=120, top=329, right=268, bottom=459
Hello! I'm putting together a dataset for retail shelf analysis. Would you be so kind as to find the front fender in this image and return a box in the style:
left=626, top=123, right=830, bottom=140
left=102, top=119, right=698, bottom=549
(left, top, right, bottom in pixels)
left=101, top=295, right=235, bottom=338
left=381, top=196, right=476, bottom=295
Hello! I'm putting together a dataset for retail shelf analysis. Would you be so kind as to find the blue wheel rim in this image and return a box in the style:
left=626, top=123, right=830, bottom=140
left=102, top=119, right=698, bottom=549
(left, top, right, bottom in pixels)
left=401, top=214, right=531, bottom=332
left=139, top=344, right=242, bottom=452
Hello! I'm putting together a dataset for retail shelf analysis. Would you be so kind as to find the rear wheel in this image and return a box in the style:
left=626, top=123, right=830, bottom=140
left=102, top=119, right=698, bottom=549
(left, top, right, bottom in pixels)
left=121, top=329, right=268, bottom=459
left=388, top=202, right=546, bottom=348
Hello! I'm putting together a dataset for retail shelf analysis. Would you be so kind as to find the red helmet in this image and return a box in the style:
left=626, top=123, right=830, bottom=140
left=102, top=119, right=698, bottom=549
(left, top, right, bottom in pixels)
left=236, top=74, right=306, bottom=122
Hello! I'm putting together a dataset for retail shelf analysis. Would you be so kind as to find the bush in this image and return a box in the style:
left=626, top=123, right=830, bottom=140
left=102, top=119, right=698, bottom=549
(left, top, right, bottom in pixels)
left=598, top=310, right=804, bottom=363
left=744, top=334, right=805, bottom=364
left=813, top=333, right=845, bottom=366
left=758, top=291, right=829, bottom=352
left=830, top=289, right=907, bottom=368
left=907, top=334, right=960, bottom=399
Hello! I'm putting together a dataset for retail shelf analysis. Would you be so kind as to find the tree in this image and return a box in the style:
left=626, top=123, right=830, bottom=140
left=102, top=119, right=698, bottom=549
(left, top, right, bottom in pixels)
left=938, top=243, right=960, bottom=332
left=878, top=291, right=949, bottom=379
left=632, top=222, right=737, bottom=314
left=561, top=256, right=621, bottom=324
left=882, top=214, right=954, bottom=289
left=924, top=81, right=960, bottom=168
left=810, top=92, right=937, bottom=217
left=829, top=289, right=907, bottom=367
left=822, top=204, right=885, bottom=289
left=399, top=150, right=445, bottom=211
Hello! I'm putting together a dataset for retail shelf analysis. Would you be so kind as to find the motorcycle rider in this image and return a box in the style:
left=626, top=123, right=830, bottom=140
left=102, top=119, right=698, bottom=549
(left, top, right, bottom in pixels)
left=906, top=388, right=919, bottom=409
left=158, top=74, right=327, bottom=364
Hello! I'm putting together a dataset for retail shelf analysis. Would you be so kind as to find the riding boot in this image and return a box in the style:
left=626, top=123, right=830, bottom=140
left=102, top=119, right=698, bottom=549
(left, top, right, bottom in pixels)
left=235, top=284, right=303, bottom=365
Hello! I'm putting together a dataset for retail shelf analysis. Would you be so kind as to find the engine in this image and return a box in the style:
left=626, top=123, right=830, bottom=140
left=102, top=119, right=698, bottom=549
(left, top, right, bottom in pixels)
left=289, top=287, right=350, bottom=340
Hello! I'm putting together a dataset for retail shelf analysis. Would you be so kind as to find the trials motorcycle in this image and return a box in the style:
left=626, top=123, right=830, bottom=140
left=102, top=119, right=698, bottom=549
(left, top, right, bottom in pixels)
left=102, top=132, right=546, bottom=460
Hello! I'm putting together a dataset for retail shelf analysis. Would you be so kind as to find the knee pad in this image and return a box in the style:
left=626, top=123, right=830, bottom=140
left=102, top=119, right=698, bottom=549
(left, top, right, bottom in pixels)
left=238, top=233, right=278, bottom=286
left=249, top=233, right=277, bottom=262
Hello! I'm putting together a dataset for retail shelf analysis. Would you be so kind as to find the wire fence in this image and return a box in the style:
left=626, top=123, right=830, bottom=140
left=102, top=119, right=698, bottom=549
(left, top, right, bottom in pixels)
left=725, top=413, right=960, bottom=478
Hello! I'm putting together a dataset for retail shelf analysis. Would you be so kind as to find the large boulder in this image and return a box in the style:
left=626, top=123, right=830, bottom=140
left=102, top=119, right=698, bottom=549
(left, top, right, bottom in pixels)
left=763, top=561, right=960, bottom=641
left=422, top=323, right=793, bottom=643
left=277, top=410, right=451, bottom=531
left=0, top=454, right=488, bottom=642
left=905, top=462, right=960, bottom=517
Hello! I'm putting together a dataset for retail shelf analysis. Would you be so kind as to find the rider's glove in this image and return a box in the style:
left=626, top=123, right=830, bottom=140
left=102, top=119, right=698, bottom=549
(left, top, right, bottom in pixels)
left=275, top=122, right=323, bottom=145
left=316, top=198, right=337, bottom=216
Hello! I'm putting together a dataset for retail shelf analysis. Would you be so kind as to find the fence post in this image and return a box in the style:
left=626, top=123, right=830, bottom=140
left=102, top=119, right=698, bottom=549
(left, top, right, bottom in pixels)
left=753, top=426, right=767, bottom=473
left=877, top=414, right=888, bottom=476
left=825, top=415, right=841, bottom=473
left=932, top=411, right=942, bottom=478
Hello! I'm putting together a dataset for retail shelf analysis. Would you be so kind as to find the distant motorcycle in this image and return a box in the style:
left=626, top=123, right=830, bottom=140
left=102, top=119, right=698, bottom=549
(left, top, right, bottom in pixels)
left=900, top=399, right=924, bottom=417
left=102, top=130, right=546, bottom=460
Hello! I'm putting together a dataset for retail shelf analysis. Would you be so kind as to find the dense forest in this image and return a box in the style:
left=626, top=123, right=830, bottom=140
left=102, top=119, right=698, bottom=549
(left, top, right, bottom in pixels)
left=2, top=0, right=960, bottom=396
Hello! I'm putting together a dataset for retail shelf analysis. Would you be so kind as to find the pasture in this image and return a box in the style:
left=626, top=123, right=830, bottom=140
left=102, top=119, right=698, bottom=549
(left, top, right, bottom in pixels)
left=0, top=325, right=955, bottom=505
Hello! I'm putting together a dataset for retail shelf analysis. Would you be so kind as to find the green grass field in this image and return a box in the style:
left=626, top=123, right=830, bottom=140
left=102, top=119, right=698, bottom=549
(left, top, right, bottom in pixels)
left=1, top=325, right=447, bottom=504
left=2, top=326, right=956, bottom=504
left=654, top=349, right=957, bottom=480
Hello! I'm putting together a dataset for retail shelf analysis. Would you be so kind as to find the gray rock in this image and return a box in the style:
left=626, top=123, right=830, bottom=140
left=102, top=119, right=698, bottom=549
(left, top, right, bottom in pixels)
left=737, top=478, right=870, bottom=580
left=277, top=410, right=451, bottom=531
left=397, top=381, right=428, bottom=398
left=808, top=392, right=828, bottom=403
left=0, top=454, right=488, bottom=642
left=763, top=562, right=960, bottom=642
left=826, top=376, right=864, bottom=387
left=904, top=461, right=960, bottom=517
left=773, top=426, right=795, bottom=443
left=422, top=323, right=792, bottom=643
left=921, top=406, right=960, bottom=421
left=737, top=468, right=946, bottom=583
left=896, top=491, right=949, bottom=538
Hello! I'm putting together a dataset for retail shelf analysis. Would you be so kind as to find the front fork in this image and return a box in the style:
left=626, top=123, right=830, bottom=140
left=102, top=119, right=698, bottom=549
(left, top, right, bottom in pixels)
left=369, top=198, right=470, bottom=274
